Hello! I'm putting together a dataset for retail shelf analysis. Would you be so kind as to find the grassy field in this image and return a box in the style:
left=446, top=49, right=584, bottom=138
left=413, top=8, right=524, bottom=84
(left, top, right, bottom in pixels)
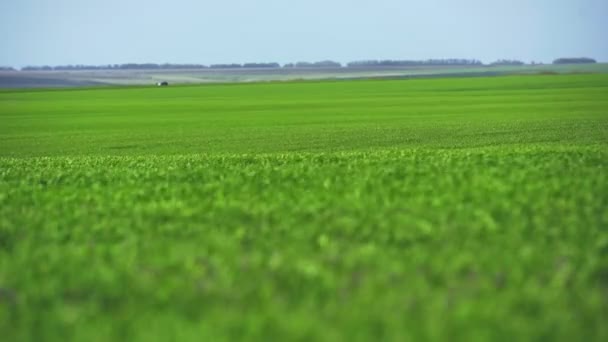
left=1, top=74, right=608, bottom=340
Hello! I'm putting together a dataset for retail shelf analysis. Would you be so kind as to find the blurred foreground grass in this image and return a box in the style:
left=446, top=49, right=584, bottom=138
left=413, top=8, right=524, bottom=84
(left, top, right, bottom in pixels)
left=1, top=75, right=608, bottom=340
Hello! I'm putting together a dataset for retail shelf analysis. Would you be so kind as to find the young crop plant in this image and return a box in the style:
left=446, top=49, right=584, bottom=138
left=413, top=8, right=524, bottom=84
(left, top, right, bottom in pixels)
left=1, top=74, right=607, bottom=341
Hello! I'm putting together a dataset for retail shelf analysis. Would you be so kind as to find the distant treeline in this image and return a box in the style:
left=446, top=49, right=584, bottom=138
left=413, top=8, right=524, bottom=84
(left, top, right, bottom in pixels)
left=20, top=62, right=333, bottom=71
left=283, top=61, right=343, bottom=68
left=210, top=62, right=282, bottom=68
left=347, top=59, right=483, bottom=67
left=553, top=58, right=596, bottom=64
left=11, top=57, right=598, bottom=71
left=489, top=59, right=525, bottom=66
left=22, top=64, right=210, bottom=71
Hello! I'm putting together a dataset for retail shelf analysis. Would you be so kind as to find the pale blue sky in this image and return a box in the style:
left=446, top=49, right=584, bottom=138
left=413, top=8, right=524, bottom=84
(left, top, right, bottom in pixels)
left=1, top=0, right=607, bottom=67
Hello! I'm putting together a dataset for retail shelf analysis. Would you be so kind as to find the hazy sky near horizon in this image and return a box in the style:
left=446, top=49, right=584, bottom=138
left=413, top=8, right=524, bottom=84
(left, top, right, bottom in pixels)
left=1, top=0, right=607, bottom=67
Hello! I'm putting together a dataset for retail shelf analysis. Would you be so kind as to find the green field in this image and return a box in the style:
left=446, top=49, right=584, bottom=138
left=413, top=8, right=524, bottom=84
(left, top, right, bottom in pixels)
left=1, top=74, right=608, bottom=341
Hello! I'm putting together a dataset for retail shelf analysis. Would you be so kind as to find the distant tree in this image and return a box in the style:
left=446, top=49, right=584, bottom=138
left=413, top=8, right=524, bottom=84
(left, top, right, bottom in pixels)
left=489, top=59, right=525, bottom=66
left=347, top=60, right=380, bottom=68
left=0, top=66, right=15, bottom=71
left=283, top=61, right=342, bottom=68
left=242, top=62, right=281, bottom=68
left=312, top=60, right=342, bottom=68
left=21, top=65, right=53, bottom=71
left=103, top=63, right=209, bottom=70
left=119, top=63, right=161, bottom=69
left=295, top=61, right=314, bottom=68
left=155, top=63, right=207, bottom=69
left=553, top=57, right=596, bottom=64
left=210, top=63, right=242, bottom=69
